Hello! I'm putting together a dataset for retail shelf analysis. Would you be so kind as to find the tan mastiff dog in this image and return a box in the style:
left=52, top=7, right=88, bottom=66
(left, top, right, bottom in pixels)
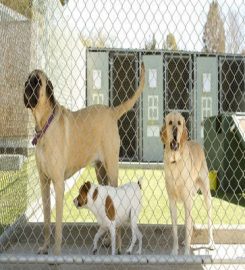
left=160, top=112, right=214, bottom=255
left=24, top=64, right=145, bottom=255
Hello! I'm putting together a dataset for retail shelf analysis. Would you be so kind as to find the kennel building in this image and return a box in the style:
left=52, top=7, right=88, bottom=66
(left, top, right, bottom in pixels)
left=86, top=48, right=245, bottom=162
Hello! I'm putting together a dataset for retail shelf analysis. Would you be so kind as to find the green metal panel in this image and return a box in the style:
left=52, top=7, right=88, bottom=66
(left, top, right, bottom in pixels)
left=87, top=52, right=109, bottom=106
left=142, top=55, right=163, bottom=162
left=204, top=114, right=245, bottom=192
left=196, top=57, right=218, bottom=144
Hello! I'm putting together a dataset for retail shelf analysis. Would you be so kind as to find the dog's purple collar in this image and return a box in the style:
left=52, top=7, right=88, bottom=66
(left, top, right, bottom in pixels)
left=32, top=111, right=55, bottom=146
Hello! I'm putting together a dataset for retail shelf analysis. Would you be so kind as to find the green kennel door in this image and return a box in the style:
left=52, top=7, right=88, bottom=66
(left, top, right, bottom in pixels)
left=142, top=55, right=164, bottom=162
left=196, top=57, right=218, bottom=144
left=87, top=51, right=109, bottom=106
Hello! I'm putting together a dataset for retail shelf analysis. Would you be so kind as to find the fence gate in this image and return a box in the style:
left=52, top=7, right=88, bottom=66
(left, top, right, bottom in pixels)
left=196, top=56, right=219, bottom=144
left=87, top=51, right=109, bottom=106
left=110, top=53, right=140, bottom=161
left=165, top=55, right=194, bottom=137
left=142, top=54, right=163, bottom=162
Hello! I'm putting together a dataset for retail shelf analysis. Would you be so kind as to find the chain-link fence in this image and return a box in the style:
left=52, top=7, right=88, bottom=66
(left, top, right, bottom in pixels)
left=0, top=0, right=244, bottom=269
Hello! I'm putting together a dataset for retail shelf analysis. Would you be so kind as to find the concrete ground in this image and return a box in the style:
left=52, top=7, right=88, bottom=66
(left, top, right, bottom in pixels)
left=0, top=223, right=244, bottom=270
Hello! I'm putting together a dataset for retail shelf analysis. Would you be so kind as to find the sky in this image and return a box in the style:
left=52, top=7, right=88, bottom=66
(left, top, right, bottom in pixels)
left=32, top=0, right=244, bottom=109
left=54, top=0, right=245, bottom=52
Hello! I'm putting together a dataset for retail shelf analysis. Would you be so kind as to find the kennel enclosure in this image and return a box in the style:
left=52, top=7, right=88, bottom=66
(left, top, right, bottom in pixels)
left=86, top=48, right=245, bottom=162
left=0, top=0, right=245, bottom=268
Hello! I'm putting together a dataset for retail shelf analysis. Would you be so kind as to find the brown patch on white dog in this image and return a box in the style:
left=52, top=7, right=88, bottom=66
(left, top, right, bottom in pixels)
left=92, top=188, right=98, bottom=201
left=105, top=195, right=115, bottom=221
left=77, top=181, right=91, bottom=207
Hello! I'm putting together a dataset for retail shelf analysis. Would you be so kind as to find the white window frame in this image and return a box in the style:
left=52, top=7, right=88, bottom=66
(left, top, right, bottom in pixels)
left=92, top=93, right=104, bottom=104
left=203, top=73, right=211, bottom=93
left=148, top=95, right=159, bottom=121
left=93, top=69, right=102, bottom=90
left=201, top=97, right=212, bottom=138
left=148, top=69, right=157, bottom=88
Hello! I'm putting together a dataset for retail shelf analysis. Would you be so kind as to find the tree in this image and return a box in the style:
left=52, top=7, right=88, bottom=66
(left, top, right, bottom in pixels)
left=163, top=33, right=178, bottom=50
left=145, top=33, right=157, bottom=50
left=226, top=10, right=243, bottom=54
left=80, top=30, right=119, bottom=48
left=59, top=0, right=68, bottom=6
left=203, top=1, right=225, bottom=53
left=80, top=30, right=108, bottom=48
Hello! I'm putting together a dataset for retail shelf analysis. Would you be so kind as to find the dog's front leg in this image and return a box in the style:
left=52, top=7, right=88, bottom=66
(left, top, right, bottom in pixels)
left=38, top=176, right=51, bottom=254
left=53, top=179, right=64, bottom=256
left=184, top=199, right=193, bottom=255
left=169, top=198, right=178, bottom=255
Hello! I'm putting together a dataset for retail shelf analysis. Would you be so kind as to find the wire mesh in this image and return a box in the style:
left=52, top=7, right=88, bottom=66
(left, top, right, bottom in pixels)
left=0, top=0, right=244, bottom=268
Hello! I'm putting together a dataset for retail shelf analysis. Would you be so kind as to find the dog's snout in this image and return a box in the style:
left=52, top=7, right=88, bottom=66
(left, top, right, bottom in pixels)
left=172, top=126, right=178, bottom=141
left=170, top=126, right=179, bottom=151
left=24, top=74, right=41, bottom=109
left=73, top=198, right=78, bottom=207
left=73, top=197, right=82, bottom=208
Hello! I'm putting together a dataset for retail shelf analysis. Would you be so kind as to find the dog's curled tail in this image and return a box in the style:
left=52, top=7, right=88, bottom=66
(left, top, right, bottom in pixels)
left=113, top=63, right=145, bottom=120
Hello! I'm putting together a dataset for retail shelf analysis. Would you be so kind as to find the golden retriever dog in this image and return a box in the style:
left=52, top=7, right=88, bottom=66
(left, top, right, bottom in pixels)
left=160, top=112, right=214, bottom=255
left=23, top=64, right=145, bottom=255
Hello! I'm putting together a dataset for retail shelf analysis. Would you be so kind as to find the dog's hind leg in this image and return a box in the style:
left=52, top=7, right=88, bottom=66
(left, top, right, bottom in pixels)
left=102, top=131, right=119, bottom=188
left=184, top=198, right=193, bottom=255
left=38, top=175, right=51, bottom=255
left=198, top=177, right=215, bottom=250
left=126, top=214, right=141, bottom=255
left=95, top=161, right=109, bottom=186
left=104, top=158, right=118, bottom=188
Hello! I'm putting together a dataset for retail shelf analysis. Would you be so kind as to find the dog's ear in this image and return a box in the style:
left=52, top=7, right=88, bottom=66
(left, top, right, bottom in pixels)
left=83, top=181, right=91, bottom=193
left=160, top=125, right=167, bottom=144
left=85, top=181, right=91, bottom=192
left=78, top=181, right=91, bottom=206
left=180, top=121, right=188, bottom=148
left=46, top=79, right=56, bottom=107
left=79, top=181, right=91, bottom=196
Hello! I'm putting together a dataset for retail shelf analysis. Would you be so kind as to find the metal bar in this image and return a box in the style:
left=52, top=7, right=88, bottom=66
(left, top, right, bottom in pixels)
left=0, top=254, right=244, bottom=265
left=0, top=255, right=209, bottom=265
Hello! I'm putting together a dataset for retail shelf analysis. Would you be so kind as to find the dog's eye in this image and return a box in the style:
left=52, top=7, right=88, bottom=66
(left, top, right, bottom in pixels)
left=178, top=121, right=181, bottom=126
left=169, top=121, right=172, bottom=125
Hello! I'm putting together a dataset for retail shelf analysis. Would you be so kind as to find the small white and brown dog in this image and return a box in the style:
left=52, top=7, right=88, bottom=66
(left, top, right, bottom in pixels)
left=73, top=180, right=143, bottom=255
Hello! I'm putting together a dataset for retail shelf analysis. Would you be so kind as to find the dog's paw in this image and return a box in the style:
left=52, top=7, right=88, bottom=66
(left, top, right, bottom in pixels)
left=117, top=249, right=121, bottom=255
left=171, top=249, right=178, bottom=256
left=92, top=249, right=97, bottom=255
left=102, top=236, right=111, bottom=248
left=37, top=247, right=49, bottom=255
left=126, top=249, right=132, bottom=255
left=135, top=250, right=142, bottom=255
left=207, top=242, right=215, bottom=251
left=184, top=248, right=190, bottom=256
